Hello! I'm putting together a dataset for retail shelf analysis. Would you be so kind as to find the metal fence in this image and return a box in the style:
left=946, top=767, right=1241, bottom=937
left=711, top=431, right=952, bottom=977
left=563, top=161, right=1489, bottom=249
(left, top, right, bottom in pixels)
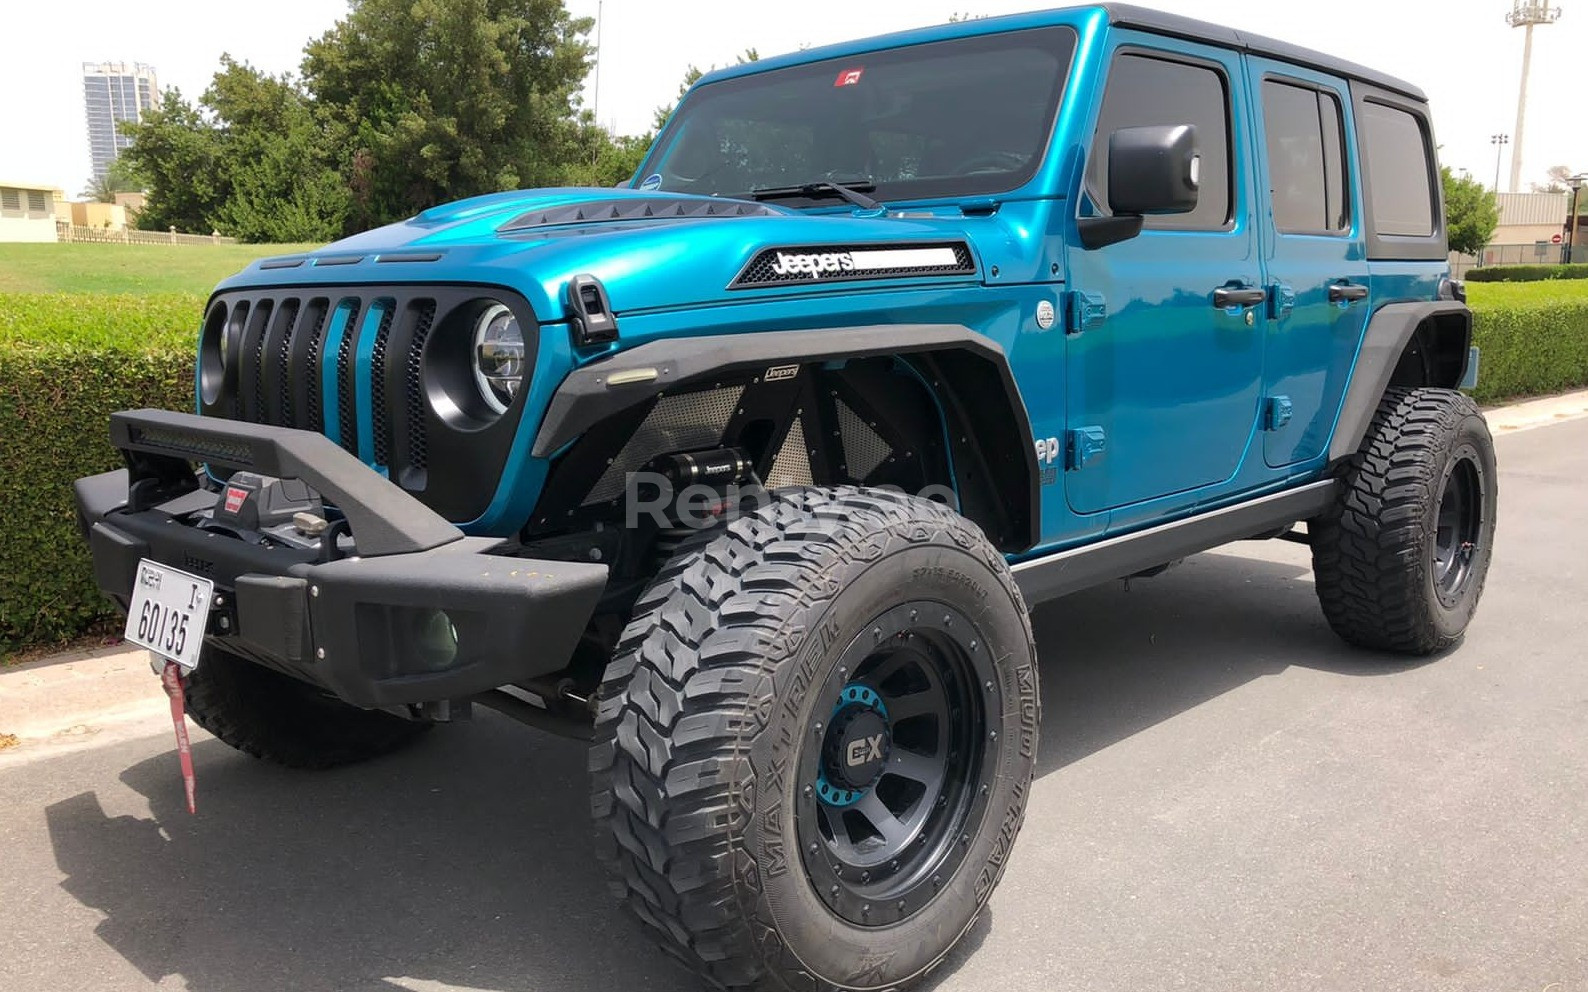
left=56, top=221, right=237, bottom=246
left=1451, top=242, right=1588, bottom=278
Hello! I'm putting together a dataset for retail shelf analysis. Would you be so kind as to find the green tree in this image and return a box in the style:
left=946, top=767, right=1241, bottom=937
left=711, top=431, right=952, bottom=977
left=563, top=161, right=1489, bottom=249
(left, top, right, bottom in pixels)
left=202, top=58, right=348, bottom=242
left=81, top=158, right=144, bottom=202
left=120, top=59, right=346, bottom=242
left=303, top=0, right=597, bottom=231
left=651, top=49, right=758, bottom=133
left=1443, top=166, right=1500, bottom=256
left=119, top=90, right=230, bottom=234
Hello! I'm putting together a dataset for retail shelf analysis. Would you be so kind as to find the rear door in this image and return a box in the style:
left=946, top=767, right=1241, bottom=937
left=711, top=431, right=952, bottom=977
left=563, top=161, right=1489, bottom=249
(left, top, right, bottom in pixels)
left=1063, top=38, right=1266, bottom=514
left=1247, top=60, right=1371, bottom=467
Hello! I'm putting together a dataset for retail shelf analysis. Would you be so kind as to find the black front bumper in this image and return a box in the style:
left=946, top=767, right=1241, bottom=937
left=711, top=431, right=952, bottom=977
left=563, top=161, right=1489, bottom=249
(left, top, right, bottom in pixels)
left=75, top=410, right=608, bottom=709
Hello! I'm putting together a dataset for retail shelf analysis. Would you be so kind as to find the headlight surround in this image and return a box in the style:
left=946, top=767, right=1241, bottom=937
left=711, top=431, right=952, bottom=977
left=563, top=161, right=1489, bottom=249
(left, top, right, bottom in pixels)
left=472, top=302, right=525, bottom=414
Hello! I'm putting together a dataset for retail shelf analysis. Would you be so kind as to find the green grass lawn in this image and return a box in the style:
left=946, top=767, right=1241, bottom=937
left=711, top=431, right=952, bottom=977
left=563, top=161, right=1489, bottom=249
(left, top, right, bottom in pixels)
left=0, top=242, right=321, bottom=296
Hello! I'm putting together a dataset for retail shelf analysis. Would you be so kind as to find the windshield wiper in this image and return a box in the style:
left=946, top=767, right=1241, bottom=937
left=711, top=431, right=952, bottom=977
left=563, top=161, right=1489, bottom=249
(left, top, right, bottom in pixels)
left=748, top=180, right=884, bottom=212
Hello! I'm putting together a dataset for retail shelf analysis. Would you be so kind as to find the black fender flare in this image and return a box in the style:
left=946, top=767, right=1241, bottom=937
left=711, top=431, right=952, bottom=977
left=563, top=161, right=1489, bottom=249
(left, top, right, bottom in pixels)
left=1329, top=301, right=1473, bottom=463
left=530, top=325, right=1042, bottom=551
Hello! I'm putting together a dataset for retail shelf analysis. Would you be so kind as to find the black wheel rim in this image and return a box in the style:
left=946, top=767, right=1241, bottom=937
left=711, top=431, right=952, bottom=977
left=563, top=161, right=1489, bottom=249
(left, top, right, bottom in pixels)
left=1433, top=451, right=1483, bottom=605
left=796, top=600, right=997, bottom=928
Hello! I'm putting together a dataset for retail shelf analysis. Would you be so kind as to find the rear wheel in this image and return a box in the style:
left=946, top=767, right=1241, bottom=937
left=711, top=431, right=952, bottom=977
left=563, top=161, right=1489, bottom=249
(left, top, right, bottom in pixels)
left=1311, top=387, right=1498, bottom=654
left=590, top=487, right=1039, bottom=991
left=184, top=648, right=432, bottom=769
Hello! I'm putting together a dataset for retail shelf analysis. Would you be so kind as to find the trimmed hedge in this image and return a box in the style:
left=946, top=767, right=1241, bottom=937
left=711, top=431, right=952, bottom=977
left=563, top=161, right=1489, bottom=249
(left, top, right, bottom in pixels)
left=1467, top=282, right=1588, bottom=403
left=1466, top=263, right=1588, bottom=283
left=0, top=294, right=199, bottom=656
left=1, top=285, right=1587, bottom=657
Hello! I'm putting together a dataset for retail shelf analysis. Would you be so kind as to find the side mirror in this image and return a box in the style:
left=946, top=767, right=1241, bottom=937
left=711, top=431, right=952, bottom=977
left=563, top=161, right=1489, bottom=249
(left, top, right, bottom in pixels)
left=1078, top=124, right=1200, bottom=249
left=1108, top=124, right=1200, bottom=215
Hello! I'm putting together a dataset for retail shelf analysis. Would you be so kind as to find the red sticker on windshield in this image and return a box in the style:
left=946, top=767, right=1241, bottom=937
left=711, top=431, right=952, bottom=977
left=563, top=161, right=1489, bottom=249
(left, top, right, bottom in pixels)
left=835, top=68, right=864, bottom=87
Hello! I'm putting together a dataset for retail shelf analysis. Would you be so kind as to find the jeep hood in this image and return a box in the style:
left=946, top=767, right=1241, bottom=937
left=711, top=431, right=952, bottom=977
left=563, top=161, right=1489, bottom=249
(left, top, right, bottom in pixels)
left=222, top=188, right=1008, bottom=321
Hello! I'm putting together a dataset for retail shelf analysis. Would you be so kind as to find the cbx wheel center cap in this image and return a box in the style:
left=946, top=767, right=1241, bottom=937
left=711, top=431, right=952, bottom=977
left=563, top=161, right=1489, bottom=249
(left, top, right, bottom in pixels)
left=817, top=685, right=890, bottom=805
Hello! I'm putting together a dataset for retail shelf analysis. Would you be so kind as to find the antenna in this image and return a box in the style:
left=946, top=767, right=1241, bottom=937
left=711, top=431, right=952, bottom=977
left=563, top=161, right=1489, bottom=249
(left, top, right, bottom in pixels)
left=1506, top=0, right=1562, bottom=192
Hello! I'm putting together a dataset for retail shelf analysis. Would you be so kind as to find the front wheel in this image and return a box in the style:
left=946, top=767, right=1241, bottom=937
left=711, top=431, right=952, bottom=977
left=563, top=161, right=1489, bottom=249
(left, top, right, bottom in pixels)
left=590, top=488, right=1039, bottom=991
left=1311, top=386, right=1498, bottom=654
left=184, top=647, right=432, bottom=769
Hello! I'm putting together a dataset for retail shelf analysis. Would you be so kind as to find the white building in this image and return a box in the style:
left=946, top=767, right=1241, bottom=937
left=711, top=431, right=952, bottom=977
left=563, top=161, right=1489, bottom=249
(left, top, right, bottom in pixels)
left=0, top=182, right=63, bottom=243
left=82, top=61, right=160, bottom=182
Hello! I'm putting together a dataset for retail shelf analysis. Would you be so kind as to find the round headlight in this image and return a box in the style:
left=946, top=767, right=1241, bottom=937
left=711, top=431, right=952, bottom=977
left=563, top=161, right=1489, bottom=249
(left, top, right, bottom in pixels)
left=472, top=303, right=525, bottom=414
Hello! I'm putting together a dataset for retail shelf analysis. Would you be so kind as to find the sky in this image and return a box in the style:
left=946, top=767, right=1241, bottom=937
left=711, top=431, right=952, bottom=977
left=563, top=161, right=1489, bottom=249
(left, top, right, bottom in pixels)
left=3, top=0, right=1581, bottom=198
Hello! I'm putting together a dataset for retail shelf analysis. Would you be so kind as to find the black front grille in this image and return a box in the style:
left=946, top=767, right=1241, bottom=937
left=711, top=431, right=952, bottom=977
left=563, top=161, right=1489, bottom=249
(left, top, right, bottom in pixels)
left=335, top=301, right=362, bottom=454
left=404, top=301, right=437, bottom=474
left=200, top=285, right=533, bottom=523
left=368, top=304, right=396, bottom=466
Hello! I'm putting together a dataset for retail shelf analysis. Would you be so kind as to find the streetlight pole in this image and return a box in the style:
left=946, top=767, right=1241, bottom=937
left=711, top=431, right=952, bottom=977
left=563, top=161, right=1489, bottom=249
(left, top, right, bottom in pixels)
left=1491, top=134, right=1510, bottom=193
left=1506, top=1, right=1563, bottom=193
left=1567, top=175, right=1587, bottom=264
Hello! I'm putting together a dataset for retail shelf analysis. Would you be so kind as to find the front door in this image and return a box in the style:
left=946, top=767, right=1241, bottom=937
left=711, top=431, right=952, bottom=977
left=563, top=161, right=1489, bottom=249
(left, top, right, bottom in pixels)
left=1247, top=59, right=1372, bottom=467
left=1064, top=39, right=1266, bottom=515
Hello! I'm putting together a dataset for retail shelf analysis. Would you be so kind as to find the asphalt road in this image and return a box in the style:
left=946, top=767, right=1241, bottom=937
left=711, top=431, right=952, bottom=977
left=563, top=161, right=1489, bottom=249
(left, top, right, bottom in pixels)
left=2, top=419, right=1584, bottom=992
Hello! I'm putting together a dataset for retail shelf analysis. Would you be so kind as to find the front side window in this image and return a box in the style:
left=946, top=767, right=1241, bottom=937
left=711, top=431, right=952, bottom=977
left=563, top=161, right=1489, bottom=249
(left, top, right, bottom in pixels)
left=1087, top=52, right=1233, bottom=231
left=1360, top=101, right=1436, bottom=237
left=640, top=27, right=1077, bottom=204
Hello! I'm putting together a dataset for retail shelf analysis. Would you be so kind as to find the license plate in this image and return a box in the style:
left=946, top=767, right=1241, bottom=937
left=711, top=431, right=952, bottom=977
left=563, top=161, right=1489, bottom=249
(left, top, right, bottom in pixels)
left=125, top=560, right=214, bottom=670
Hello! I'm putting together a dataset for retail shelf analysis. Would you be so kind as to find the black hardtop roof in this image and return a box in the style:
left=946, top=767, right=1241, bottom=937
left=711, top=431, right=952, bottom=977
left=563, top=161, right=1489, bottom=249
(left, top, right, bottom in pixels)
left=1097, top=3, right=1426, bottom=100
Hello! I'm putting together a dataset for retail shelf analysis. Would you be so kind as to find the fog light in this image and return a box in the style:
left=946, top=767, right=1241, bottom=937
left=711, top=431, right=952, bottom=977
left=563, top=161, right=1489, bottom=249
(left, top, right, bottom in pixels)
left=412, top=609, right=459, bottom=670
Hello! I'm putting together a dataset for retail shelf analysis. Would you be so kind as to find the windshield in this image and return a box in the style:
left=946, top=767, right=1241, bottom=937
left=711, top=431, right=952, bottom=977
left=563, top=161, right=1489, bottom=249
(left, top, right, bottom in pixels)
left=639, top=26, right=1077, bottom=205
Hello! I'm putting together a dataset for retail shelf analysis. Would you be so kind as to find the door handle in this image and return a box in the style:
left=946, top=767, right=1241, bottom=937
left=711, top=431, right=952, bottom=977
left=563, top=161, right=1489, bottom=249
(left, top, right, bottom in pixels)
left=1213, top=286, right=1268, bottom=309
left=1328, top=282, right=1369, bottom=304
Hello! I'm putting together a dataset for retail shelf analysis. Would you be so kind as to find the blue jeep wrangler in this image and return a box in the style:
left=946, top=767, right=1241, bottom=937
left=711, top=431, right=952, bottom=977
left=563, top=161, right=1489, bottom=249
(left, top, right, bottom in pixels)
left=75, top=4, right=1494, bottom=989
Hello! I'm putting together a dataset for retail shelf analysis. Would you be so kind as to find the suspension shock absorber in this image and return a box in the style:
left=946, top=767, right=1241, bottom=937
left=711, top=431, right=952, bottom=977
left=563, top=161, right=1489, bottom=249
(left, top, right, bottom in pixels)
left=648, top=447, right=755, bottom=565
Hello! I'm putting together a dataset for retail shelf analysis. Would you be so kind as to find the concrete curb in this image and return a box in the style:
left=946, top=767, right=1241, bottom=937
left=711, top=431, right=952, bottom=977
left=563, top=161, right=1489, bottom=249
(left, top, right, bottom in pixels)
left=1483, top=388, right=1588, bottom=434
left=3, top=387, right=1586, bottom=761
left=0, top=644, right=169, bottom=763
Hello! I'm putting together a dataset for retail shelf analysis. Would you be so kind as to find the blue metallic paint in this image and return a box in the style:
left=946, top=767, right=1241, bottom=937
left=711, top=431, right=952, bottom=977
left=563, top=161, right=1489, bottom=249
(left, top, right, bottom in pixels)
left=201, top=4, right=1448, bottom=560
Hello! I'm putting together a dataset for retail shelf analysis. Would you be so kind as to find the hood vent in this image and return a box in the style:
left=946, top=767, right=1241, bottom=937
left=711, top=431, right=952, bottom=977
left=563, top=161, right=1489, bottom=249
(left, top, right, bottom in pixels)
left=731, top=242, right=976, bottom=289
left=498, top=196, right=781, bottom=234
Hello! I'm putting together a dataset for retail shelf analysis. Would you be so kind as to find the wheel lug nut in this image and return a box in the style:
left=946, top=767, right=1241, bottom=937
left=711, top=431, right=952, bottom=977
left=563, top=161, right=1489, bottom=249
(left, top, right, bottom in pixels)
left=809, top=843, right=819, bottom=854
left=831, top=884, right=840, bottom=896
left=861, top=871, right=870, bottom=882
left=985, top=680, right=994, bottom=692
left=909, top=609, right=918, bottom=621
left=804, top=785, right=813, bottom=797
left=890, top=860, right=900, bottom=871
left=989, top=730, right=998, bottom=741
left=814, top=722, right=823, bottom=735
left=943, top=614, right=952, bottom=625
left=897, top=900, right=907, bottom=911
left=862, top=904, right=871, bottom=915
left=932, top=875, right=942, bottom=888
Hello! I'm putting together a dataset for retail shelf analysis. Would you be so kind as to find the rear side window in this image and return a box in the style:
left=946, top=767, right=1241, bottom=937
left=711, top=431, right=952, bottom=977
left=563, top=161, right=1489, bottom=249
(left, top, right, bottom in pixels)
left=1359, top=101, right=1435, bottom=237
left=1261, top=80, right=1349, bottom=234
left=1088, top=53, right=1232, bottom=231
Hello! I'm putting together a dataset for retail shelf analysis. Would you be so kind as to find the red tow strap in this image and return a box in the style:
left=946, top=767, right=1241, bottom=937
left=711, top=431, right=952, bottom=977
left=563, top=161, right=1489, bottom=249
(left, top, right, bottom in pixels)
left=160, top=661, right=198, bottom=814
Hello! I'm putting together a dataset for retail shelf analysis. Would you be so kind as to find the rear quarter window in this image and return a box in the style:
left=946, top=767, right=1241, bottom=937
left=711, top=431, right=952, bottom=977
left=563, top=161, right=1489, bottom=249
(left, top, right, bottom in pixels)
left=1359, top=101, right=1436, bottom=237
